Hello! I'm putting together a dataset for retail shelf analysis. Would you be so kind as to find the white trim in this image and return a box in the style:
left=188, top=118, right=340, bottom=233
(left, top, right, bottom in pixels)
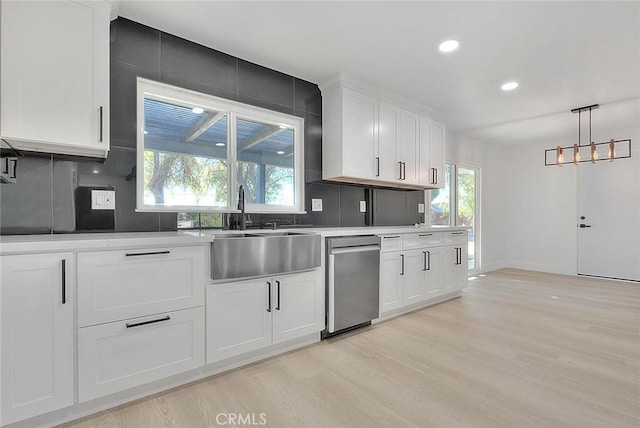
left=136, top=78, right=305, bottom=214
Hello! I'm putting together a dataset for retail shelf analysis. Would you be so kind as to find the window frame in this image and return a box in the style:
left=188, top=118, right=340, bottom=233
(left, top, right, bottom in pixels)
left=136, top=78, right=305, bottom=214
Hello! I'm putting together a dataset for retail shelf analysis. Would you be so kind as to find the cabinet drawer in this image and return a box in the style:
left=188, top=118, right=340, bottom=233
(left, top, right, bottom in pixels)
left=77, top=306, right=205, bottom=402
left=379, top=235, right=403, bottom=252
left=403, top=232, right=443, bottom=249
left=443, top=230, right=468, bottom=245
left=77, top=246, right=205, bottom=327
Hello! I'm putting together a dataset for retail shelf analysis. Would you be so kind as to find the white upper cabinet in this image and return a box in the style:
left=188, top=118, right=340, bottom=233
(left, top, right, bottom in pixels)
left=323, top=86, right=378, bottom=182
left=321, top=76, right=445, bottom=189
left=0, top=0, right=110, bottom=158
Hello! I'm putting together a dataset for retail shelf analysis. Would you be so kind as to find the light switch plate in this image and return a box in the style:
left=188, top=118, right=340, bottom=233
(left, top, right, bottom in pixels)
left=359, top=200, right=367, bottom=212
left=92, top=190, right=116, bottom=210
left=312, top=198, right=323, bottom=212
left=418, top=203, right=425, bottom=213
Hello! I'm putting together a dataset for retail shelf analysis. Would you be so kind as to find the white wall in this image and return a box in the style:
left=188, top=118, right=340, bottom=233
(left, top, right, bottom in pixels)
left=449, top=124, right=639, bottom=276
left=445, top=132, right=509, bottom=273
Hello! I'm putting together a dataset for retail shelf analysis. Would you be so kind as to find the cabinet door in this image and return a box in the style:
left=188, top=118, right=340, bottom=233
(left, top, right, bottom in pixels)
left=403, top=250, right=424, bottom=304
left=423, top=247, right=444, bottom=298
left=419, top=118, right=432, bottom=186
left=206, top=279, right=272, bottom=363
left=0, top=253, right=74, bottom=425
left=380, top=252, right=403, bottom=313
left=443, top=246, right=467, bottom=293
left=378, top=102, right=401, bottom=182
left=429, top=120, right=446, bottom=189
left=78, top=307, right=204, bottom=402
left=272, top=270, right=323, bottom=344
left=342, top=88, right=378, bottom=179
left=0, top=0, right=109, bottom=157
left=399, top=110, right=420, bottom=184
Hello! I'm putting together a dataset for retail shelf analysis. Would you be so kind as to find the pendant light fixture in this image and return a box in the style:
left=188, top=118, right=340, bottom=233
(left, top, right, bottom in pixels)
left=545, top=104, right=632, bottom=166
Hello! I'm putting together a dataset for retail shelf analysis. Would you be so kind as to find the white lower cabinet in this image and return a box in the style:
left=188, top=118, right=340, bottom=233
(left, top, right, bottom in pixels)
left=78, top=307, right=205, bottom=402
left=379, top=231, right=467, bottom=316
left=0, top=253, right=74, bottom=425
left=206, top=270, right=323, bottom=363
left=443, top=245, right=468, bottom=293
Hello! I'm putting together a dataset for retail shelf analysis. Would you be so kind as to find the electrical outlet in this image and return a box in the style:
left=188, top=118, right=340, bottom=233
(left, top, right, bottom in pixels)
left=312, top=198, right=323, bottom=212
left=359, top=200, right=367, bottom=212
left=92, top=190, right=116, bottom=210
left=418, top=203, right=425, bottom=213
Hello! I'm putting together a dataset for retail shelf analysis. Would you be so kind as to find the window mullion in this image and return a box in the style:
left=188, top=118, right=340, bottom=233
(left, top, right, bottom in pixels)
left=228, top=111, right=237, bottom=210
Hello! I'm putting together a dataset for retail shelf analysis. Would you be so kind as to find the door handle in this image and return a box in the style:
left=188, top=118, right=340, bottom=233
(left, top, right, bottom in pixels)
left=267, top=281, right=272, bottom=312
left=276, top=280, right=281, bottom=311
left=61, top=259, right=67, bottom=305
left=99, top=106, right=104, bottom=143
left=422, top=251, right=427, bottom=271
left=398, top=161, right=403, bottom=180
left=125, top=250, right=170, bottom=257
left=375, top=157, right=380, bottom=177
left=401, top=162, right=406, bottom=180
left=426, top=251, right=431, bottom=271
left=431, top=168, right=437, bottom=184
left=579, top=224, right=591, bottom=228
left=400, top=254, right=405, bottom=275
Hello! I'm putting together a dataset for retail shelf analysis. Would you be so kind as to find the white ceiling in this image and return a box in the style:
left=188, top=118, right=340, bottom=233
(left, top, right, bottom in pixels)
left=115, top=1, right=640, bottom=146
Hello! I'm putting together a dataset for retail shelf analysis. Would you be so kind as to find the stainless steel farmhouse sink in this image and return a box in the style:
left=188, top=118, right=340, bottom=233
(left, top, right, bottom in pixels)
left=210, top=232, right=321, bottom=280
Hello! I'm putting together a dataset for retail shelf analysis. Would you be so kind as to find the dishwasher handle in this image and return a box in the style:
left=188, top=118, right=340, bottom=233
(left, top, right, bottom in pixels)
left=329, top=245, right=380, bottom=255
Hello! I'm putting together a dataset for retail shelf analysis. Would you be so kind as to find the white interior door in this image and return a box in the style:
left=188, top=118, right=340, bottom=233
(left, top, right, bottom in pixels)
left=577, top=155, right=640, bottom=281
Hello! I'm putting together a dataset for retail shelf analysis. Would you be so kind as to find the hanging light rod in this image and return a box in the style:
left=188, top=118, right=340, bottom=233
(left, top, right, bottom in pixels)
left=545, top=103, right=632, bottom=166
left=570, top=104, right=599, bottom=114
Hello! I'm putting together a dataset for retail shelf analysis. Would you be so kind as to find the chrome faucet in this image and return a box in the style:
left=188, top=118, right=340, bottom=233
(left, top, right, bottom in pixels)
left=237, top=185, right=246, bottom=230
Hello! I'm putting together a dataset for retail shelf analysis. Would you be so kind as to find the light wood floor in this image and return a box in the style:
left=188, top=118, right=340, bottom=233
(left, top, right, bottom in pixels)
left=64, top=269, right=640, bottom=427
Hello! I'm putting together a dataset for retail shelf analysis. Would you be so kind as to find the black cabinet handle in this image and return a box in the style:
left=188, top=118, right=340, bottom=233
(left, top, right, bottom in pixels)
left=99, top=106, right=104, bottom=143
left=431, top=168, right=436, bottom=184
left=434, top=168, right=438, bottom=185
left=579, top=224, right=591, bottom=228
left=427, top=251, right=431, bottom=271
left=9, top=159, right=17, bottom=179
left=383, top=235, right=401, bottom=239
left=422, top=251, right=427, bottom=271
left=375, top=157, right=380, bottom=177
left=400, top=254, right=405, bottom=276
left=276, top=280, right=281, bottom=311
left=398, top=161, right=403, bottom=180
left=61, top=259, right=66, bottom=305
left=267, top=281, right=272, bottom=312
left=125, top=250, right=170, bottom=257
left=451, top=232, right=464, bottom=235
left=126, top=315, right=170, bottom=328
left=418, top=233, right=433, bottom=237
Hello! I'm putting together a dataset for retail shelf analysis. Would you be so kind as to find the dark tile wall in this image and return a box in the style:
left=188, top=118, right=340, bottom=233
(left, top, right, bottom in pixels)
left=0, top=17, right=423, bottom=235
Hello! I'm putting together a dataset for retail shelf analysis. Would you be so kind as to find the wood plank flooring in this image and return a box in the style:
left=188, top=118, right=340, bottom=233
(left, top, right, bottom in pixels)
left=64, top=269, right=640, bottom=427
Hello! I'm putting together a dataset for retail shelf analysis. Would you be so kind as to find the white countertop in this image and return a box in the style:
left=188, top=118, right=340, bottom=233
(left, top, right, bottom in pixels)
left=0, top=225, right=468, bottom=255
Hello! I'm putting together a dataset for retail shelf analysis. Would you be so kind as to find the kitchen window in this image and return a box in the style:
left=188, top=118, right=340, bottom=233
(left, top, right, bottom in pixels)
left=136, top=78, right=305, bottom=214
left=430, top=163, right=479, bottom=271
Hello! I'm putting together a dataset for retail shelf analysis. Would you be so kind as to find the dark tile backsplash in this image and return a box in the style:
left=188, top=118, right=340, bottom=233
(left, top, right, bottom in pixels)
left=0, top=17, right=424, bottom=235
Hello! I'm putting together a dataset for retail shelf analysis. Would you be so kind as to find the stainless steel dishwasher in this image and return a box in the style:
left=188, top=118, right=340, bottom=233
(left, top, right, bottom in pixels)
left=324, top=235, right=381, bottom=338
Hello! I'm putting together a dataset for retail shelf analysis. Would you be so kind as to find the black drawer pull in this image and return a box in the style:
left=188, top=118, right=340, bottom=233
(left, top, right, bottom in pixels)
left=126, top=316, right=170, bottom=328
left=418, top=233, right=433, bottom=237
left=125, top=250, right=171, bottom=257
left=61, top=259, right=67, bottom=305
left=99, top=106, right=104, bottom=142
left=451, top=232, right=464, bottom=235
left=383, top=236, right=401, bottom=239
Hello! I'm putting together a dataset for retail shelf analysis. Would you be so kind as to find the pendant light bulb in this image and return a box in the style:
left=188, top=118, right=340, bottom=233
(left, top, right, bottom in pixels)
left=573, top=144, right=580, bottom=164
left=590, top=142, right=598, bottom=163
left=556, top=146, right=564, bottom=166
left=608, top=139, right=615, bottom=160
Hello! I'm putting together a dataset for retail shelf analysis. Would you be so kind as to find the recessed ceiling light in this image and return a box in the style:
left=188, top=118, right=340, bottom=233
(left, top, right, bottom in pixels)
left=501, top=81, right=519, bottom=91
left=438, top=39, right=460, bottom=53
left=276, top=150, right=285, bottom=155
left=215, top=143, right=225, bottom=147
left=192, top=107, right=204, bottom=114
